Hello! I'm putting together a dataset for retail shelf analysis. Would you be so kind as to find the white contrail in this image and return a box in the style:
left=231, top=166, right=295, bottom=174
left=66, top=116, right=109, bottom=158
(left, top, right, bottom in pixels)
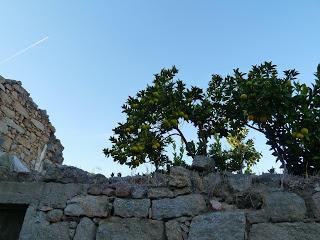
left=0, top=36, right=49, bottom=65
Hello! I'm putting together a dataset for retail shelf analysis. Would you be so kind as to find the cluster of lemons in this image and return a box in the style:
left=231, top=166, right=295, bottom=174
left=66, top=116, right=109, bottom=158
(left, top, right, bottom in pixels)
left=130, top=145, right=145, bottom=152
left=292, top=128, right=309, bottom=139
left=125, top=125, right=135, bottom=133
left=152, top=142, right=161, bottom=149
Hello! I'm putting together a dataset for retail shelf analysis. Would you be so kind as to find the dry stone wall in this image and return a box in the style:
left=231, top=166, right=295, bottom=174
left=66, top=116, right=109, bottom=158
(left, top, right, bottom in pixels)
left=0, top=75, right=63, bottom=171
left=1, top=165, right=320, bottom=240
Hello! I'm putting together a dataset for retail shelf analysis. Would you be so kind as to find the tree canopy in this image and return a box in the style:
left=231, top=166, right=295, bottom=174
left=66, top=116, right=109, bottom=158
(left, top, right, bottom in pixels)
left=104, top=62, right=320, bottom=176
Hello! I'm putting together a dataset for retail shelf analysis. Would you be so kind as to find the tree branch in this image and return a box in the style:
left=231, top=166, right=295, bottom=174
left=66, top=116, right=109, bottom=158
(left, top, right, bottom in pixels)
left=174, top=127, right=195, bottom=158
left=245, top=123, right=265, bottom=134
left=163, top=133, right=180, bottom=141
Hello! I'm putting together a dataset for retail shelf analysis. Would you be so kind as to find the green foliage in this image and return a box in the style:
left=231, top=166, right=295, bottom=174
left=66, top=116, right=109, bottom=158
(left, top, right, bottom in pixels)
left=169, top=138, right=187, bottom=167
left=235, top=62, right=320, bottom=176
left=104, top=62, right=320, bottom=176
left=104, top=66, right=248, bottom=170
left=209, top=129, right=261, bottom=173
left=104, top=67, right=182, bottom=169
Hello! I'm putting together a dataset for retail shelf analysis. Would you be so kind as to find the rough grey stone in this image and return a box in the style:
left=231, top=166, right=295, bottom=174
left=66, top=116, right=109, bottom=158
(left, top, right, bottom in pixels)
left=253, top=173, right=282, bottom=187
left=0, top=82, right=5, bottom=91
left=0, top=91, right=12, bottom=105
left=19, top=206, right=48, bottom=240
left=0, top=182, right=43, bottom=205
left=311, top=192, right=320, bottom=219
left=40, top=183, right=87, bottom=208
left=188, top=211, right=246, bottom=240
left=69, top=229, right=75, bottom=239
left=0, top=105, right=15, bottom=118
left=46, top=209, right=63, bottom=223
left=202, top=172, right=223, bottom=194
left=169, top=167, right=191, bottom=188
left=170, top=166, right=190, bottom=176
left=20, top=206, right=69, bottom=240
left=36, top=222, right=70, bottom=240
left=69, top=221, right=78, bottom=229
left=14, top=101, right=29, bottom=118
left=0, top=152, right=30, bottom=173
left=31, top=118, right=45, bottom=131
left=151, top=194, right=206, bottom=220
left=96, top=217, right=165, bottom=240
left=87, top=183, right=115, bottom=196
left=11, top=155, right=30, bottom=172
left=313, top=183, right=320, bottom=192
left=173, top=187, right=192, bottom=196
left=263, top=192, right=306, bottom=222
left=227, top=173, right=252, bottom=192
left=114, top=198, right=150, bottom=218
left=42, top=165, right=94, bottom=184
left=0, top=120, right=9, bottom=134
left=65, top=195, right=110, bottom=217
left=0, top=168, right=27, bottom=182
left=189, top=171, right=204, bottom=192
left=246, top=210, right=268, bottom=224
left=166, top=220, right=184, bottom=240
left=250, top=222, right=320, bottom=240
left=74, top=217, right=97, bottom=240
left=131, top=186, right=147, bottom=198
left=192, top=155, right=214, bottom=171
left=169, top=175, right=191, bottom=188
left=39, top=206, right=53, bottom=212
left=0, top=135, right=11, bottom=149
left=0, top=151, right=12, bottom=169
left=148, top=187, right=174, bottom=199
left=115, top=184, right=132, bottom=197
left=1, top=117, right=26, bottom=134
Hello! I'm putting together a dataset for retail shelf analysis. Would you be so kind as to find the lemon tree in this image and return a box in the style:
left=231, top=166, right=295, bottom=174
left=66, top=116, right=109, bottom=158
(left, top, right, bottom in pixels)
left=104, top=66, right=256, bottom=170
left=104, top=67, right=180, bottom=169
left=104, top=67, right=207, bottom=169
left=234, top=62, right=320, bottom=176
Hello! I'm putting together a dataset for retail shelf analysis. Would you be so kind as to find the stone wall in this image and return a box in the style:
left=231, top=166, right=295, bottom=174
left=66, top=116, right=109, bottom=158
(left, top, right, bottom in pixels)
left=0, top=75, right=63, bottom=171
left=0, top=165, right=319, bottom=240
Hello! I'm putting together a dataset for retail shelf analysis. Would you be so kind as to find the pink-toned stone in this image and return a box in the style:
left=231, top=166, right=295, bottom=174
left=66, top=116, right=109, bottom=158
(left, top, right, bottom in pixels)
left=210, top=199, right=223, bottom=211
left=102, top=187, right=115, bottom=196
left=87, top=185, right=102, bottom=195
left=115, top=185, right=132, bottom=198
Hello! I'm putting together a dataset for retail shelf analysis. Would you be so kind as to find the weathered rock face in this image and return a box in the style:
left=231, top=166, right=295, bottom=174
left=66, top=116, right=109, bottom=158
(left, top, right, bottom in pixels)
left=113, top=198, right=150, bottom=218
left=263, top=191, right=307, bottom=222
left=74, top=217, right=96, bottom=240
left=151, top=194, right=207, bottom=220
left=188, top=211, right=246, bottom=240
left=0, top=76, right=63, bottom=171
left=64, top=195, right=111, bottom=217
left=0, top=165, right=319, bottom=240
left=192, top=155, right=214, bottom=171
left=311, top=191, right=320, bottom=219
left=249, top=222, right=320, bottom=240
left=96, top=217, right=165, bottom=240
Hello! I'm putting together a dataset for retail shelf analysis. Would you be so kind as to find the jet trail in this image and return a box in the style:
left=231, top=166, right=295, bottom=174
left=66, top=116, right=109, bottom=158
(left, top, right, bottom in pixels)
left=0, top=36, right=49, bottom=65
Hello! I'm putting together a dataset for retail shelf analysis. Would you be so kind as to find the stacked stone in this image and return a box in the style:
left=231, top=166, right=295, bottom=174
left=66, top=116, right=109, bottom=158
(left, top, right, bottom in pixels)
left=0, top=75, right=63, bottom=171
left=1, top=164, right=320, bottom=240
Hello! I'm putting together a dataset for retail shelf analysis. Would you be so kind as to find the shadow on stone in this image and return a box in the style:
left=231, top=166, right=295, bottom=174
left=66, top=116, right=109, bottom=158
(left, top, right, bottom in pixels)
left=0, top=204, right=28, bottom=240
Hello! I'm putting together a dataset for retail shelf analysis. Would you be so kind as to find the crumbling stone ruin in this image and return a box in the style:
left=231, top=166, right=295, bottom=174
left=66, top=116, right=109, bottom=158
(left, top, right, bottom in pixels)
left=0, top=77, right=320, bottom=239
left=0, top=75, right=63, bottom=172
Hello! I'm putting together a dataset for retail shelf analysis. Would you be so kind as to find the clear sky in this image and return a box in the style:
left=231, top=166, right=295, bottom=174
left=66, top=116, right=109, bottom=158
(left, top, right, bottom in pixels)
left=0, top=0, right=319, bottom=176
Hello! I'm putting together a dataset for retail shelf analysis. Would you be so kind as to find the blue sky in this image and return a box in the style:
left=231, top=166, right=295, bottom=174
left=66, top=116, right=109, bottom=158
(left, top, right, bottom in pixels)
left=0, top=0, right=319, bottom=176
